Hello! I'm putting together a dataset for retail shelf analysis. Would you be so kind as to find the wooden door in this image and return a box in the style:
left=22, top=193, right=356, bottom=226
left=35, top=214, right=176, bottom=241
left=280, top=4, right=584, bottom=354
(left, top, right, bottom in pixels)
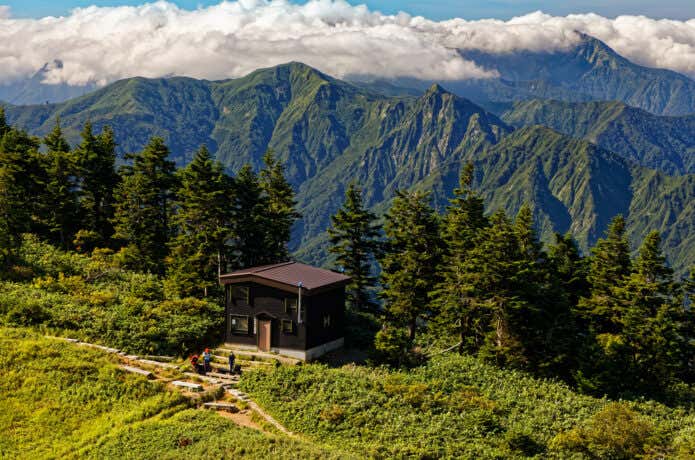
left=258, top=320, right=271, bottom=352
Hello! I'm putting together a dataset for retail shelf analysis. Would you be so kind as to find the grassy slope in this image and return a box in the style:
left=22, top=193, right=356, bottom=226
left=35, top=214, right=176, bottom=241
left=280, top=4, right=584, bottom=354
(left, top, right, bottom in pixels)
left=239, top=355, right=695, bottom=458
left=0, top=328, right=345, bottom=460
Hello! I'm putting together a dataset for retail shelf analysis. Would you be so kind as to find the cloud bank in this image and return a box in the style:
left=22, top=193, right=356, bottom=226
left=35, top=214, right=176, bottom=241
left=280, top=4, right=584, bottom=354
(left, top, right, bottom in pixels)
left=0, top=0, right=693, bottom=87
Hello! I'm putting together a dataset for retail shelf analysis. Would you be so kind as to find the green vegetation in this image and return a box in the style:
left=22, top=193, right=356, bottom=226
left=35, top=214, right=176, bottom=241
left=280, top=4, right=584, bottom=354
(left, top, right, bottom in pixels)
left=327, top=184, right=382, bottom=312
left=0, top=236, right=222, bottom=356
left=0, top=329, right=345, bottom=459
left=502, top=99, right=695, bottom=175
left=4, top=63, right=694, bottom=274
left=239, top=354, right=695, bottom=458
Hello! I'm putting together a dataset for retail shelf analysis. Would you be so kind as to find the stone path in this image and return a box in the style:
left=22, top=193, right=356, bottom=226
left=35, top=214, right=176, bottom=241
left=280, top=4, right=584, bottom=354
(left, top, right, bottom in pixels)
left=44, top=335, right=294, bottom=437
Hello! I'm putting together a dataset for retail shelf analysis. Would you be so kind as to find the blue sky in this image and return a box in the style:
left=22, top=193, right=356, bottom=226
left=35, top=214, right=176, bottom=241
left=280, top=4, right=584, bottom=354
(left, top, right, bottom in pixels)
left=2, top=0, right=694, bottom=20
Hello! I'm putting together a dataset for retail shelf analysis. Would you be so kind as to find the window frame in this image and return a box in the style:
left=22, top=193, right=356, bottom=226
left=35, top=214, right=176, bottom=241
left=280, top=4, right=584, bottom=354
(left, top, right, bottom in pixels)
left=231, top=286, right=250, bottom=306
left=230, top=314, right=250, bottom=334
left=281, top=319, right=295, bottom=334
left=284, top=297, right=298, bottom=314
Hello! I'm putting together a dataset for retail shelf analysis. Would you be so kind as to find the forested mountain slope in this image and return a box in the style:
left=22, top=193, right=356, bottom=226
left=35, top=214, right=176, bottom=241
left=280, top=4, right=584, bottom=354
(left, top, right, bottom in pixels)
left=415, top=126, right=695, bottom=273
left=4, top=63, right=694, bottom=273
left=503, top=99, right=695, bottom=175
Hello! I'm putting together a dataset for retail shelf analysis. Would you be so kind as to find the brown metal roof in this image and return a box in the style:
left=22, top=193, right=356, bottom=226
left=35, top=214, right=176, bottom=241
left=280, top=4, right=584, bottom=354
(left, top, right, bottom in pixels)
left=219, top=262, right=351, bottom=293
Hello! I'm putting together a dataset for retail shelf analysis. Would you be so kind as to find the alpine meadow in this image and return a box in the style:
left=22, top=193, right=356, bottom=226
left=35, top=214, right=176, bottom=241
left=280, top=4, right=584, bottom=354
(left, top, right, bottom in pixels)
left=1, top=1, right=695, bottom=459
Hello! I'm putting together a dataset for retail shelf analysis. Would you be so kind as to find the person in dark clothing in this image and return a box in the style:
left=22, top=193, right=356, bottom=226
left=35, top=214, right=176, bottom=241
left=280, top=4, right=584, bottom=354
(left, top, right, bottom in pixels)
left=190, top=354, right=206, bottom=375
left=228, top=351, right=236, bottom=374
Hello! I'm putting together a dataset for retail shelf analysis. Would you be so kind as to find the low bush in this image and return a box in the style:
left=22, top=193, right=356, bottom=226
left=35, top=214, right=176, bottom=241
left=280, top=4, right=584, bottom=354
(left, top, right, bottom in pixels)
left=0, top=236, right=223, bottom=356
left=240, top=354, right=695, bottom=458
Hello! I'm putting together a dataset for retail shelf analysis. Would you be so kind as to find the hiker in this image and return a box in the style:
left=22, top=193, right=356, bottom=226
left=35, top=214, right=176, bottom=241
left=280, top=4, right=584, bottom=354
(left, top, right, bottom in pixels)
left=203, top=348, right=212, bottom=373
left=190, top=354, right=202, bottom=374
left=228, top=351, right=235, bottom=374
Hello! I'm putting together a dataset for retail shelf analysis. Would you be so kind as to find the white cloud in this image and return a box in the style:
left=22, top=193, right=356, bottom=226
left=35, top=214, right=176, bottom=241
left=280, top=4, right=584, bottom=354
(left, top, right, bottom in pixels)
left=0, top=1, right=693, bottom=87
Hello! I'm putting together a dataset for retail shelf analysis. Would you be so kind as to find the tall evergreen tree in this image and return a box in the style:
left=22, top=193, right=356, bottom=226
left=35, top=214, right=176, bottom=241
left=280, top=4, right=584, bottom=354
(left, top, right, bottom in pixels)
left=74, top=122, right=119, bottom=249
left=38, top=119, right=80, bottom=248
left=0, top=119, right=41, bottom=268
left=472, top=210, right=530, bottom=367
left=576, top=215, right=632, bottom=333
left=258, top=150, right=300, bottom=264
left=380, top=190, right=441, bottom=343
left=549, top=232, right=589, bottom=307
left=328, top=183, right=382, bottom=312
left=231, top=164, right=267, bottom=268
left=614, top=231, right=685, bottom=394
left=0, top=107, right=7, bottom=138
left=431, top=164, right=488, bottom=353
left=112, top=137, right=176, bottom=273
left=167, top=145, right=234, bottom=297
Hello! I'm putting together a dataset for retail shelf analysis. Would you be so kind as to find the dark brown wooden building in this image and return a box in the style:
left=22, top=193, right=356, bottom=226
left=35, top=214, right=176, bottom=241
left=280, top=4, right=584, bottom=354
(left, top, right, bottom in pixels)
left=219, top=262, right=350, bottom=361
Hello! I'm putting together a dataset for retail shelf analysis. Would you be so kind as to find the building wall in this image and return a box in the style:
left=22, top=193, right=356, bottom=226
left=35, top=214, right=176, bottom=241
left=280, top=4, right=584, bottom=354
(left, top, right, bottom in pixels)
left=224, top=282, right=345, bottom=353
left=306, top=287, right=345, bottom=349
left=225, top=282, right=307, bottom=349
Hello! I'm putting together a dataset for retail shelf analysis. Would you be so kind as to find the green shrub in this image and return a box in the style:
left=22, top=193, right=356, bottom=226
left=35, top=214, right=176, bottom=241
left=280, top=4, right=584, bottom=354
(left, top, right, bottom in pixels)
left=0, top=236, right=223, bottom=356
left=550, top=402, right=659, bottom=459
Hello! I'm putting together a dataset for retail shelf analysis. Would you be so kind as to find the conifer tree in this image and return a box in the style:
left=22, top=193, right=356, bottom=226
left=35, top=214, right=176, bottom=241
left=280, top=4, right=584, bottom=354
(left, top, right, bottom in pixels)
left=328, top=183, right=382, bottom=312
left=576, top=215, right=632, bottom=333
left=38, top=119, right=80, bottom=248
left=0, top=106, right=9, bottom=138
left=74, top=122, right=119, bottom=249
left=112, top=137, right=176, bottom=273
left=380, top=190, right=441, bottom=343
left=431, top=164, right=488, bottom=353
left=231, top=164, right=267, bottom=268
left=473, top=210, right=530, bottom=367
left=0, top=119, right=41, bottom=268
left=615, top=231, right=684, bottom=394
left=259, top=150, right=300, bottom=264
left=167, top=145, right=234, bottom=297
left=549, top=232, right=589, bottom=307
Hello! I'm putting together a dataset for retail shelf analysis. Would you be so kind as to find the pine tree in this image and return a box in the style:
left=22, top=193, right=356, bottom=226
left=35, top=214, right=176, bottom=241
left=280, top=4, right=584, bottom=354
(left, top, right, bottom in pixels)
left=258, top=150, right=300, bottom=264
left=0, top=106, right=9, bottom=138
left=0, top=120, right=41, bottom=269
left=576, top=215, right=632, bottom=333
left=549, top=232, right=589, bottom=307
left=112, top=137, right=176, bottom=273
left=231, top=164, right=267, bottom=268
left=380, top=190, right=441, bottom=343
left=473, top=210, right=530, bottom=367
left=328, top=183, right=382, bottom=312
left=74, top=122, right=119, bottom=249
left=431, top=164, right=488, bottom=353
left=38, top=118, right=80, bottom=248
left=615, top=231, right=684, bottom=394
left=167, top=145, right=234, bottom=297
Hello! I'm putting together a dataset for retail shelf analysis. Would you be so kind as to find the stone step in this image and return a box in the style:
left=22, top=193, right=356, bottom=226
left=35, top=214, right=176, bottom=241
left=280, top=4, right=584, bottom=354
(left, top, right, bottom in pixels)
left=136, top=358, right=179, bottom=369
left=183, top=372, right=238, bottom=385
left=119, top=365, right=154, bottom=379
left=172, top=380, right=203, bottom=391
left=207, top=371, right=240, bottom=381
left=203, top=402, right=239, bottom=413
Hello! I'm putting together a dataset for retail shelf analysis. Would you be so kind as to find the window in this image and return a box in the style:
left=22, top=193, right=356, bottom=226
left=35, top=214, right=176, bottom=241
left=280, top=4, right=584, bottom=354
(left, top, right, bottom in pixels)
left=231, top=286, right=250, bottom=305
left=230, top=315, right=249, bottom=334
left=284, top=297, right=297, bottom=313
left=323, top=314, right=331, bottom=328
left=281, top=319, right=294, bottom=334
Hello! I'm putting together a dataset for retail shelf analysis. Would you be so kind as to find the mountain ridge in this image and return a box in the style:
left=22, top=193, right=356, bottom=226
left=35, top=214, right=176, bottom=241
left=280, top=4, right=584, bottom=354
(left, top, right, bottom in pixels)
left=4, top=62, right=694, bottom=273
